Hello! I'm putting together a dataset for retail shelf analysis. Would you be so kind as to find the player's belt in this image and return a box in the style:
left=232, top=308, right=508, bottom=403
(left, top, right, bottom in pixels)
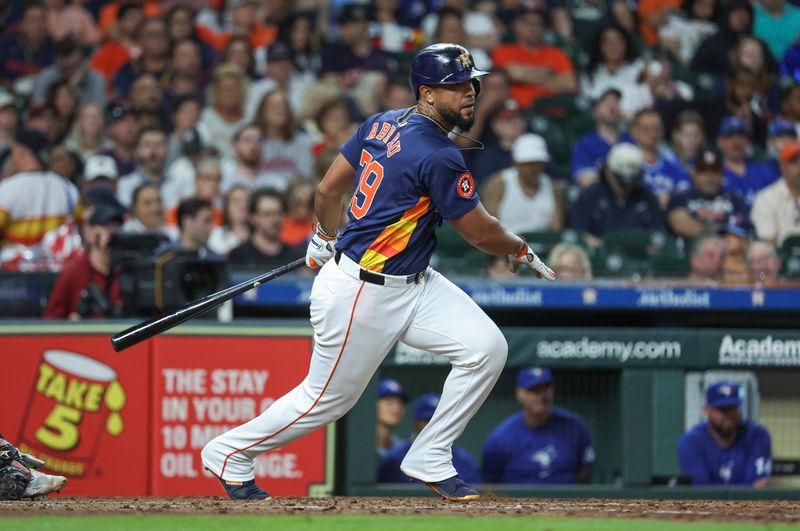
left=335, top=251, right=424, bottom=287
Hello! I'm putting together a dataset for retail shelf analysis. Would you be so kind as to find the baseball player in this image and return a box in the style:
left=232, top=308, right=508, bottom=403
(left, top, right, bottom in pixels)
left=482, top=368, right=595, bottom=484
left=376, top=378, right=409, bottom=457
left=201, top=43, right=555, bottom=502
left=678, top=380, right=772, bottom=487
left=0, top=435, right=67, bottom=499
left=378, top=393, right=480, bottom=485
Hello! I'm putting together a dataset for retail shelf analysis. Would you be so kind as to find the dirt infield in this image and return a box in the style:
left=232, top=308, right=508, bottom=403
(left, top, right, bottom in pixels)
left=2, top=497, right=799, bottom=524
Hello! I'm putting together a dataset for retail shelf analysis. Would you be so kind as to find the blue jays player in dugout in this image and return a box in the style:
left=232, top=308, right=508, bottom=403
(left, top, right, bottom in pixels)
left=201, top=43, right=555, bottom=502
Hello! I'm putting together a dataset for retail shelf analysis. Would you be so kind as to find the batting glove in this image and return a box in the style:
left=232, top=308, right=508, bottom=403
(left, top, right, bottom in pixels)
left=306, top=224, right=337, bottom=269
left=509, top=240, right=556, bottom=280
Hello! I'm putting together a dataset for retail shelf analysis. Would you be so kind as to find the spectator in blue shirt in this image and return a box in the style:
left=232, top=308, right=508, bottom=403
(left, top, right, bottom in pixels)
left=482, top=368, right=595, bottom=484
left=379, top=393, right=479, bottom=485
left=571, top=88, right=625, bottom=188
left=678, top=380, right=772, bottom=487
left=570, top=143, right=666, bottom=247
left=717, top=115, right=776, bottom=206
left=376, top=378, right=408, bottom=458
left=0, top=3, right=54, bottom=91
left=762, top=117, right=798, bottom=182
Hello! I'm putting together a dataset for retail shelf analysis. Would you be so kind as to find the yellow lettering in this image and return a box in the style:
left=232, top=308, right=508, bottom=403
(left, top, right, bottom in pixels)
left=36, top=363, right=55, bottom=393
left=85, top=384, right=104, bottom=412
left=64, top=379, right=88, bottom=409
left=44, top=373, right=66, bottom=403
left=35, top=404, right=81, bottom=451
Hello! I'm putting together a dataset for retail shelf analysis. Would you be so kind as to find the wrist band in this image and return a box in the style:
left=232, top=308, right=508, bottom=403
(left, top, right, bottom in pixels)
left=514, top=237, right=528, bottom=258
left=315, top=223, right=338, bottom=241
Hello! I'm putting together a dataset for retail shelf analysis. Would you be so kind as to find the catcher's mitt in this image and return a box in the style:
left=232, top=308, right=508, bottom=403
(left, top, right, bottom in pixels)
left=0, top=438, right=31, bottom=500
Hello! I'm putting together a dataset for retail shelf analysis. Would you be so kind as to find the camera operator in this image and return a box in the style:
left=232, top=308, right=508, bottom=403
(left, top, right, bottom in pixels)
left=44, top=197, right=126, bottom=319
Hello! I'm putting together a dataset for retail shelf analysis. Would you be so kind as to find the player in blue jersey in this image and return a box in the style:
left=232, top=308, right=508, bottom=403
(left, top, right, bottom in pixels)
left=376, top=379, right=409, bottom=457
left=201, top=43, right=555, bottom=502
left=678, top=380, right=772, bottom=487
left=379, top=393, right=480, bottom=485
left=482, top=368, right=595, bottom=484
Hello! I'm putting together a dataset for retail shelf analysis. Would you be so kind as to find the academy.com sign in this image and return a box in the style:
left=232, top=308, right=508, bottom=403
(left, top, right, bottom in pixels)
left=719, top=335, right=800, bottom=366
left=537, top=337, right=681, bottom=363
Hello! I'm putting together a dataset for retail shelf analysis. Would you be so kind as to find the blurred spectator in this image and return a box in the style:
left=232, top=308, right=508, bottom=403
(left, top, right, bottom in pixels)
left=166, top=156, right=224, bottom=229
left=491, top=8, right=577, bottom=109
left=629, top=109, right=691, bottom=208
left=32, top=36, right=106, bottom=108
left=547, top=243, right=593, bottom=281
left=221, top=125, right=275, bottom=193
left=570, top=143, right=666, bottom=247
left=422, top=0, right=498, bottom=52
left=248, top=41, right=314, bottom=119
left=166, top=96, right=202, bottom=167
left=46, top=80, right=78, bottom=142
left=130, top=74, right=165, bottom=131
left=253, top=89, right=315, bottom=191
left=49, top=144, right=82, bottom=185
left=194, top=0, right=275, bottom=55
left=691, top=0, right=757, bottom=78
left=665, top=109, right=707, bottom=174
left=99, top=100, right=140, bottom=178
left=431, top=7, right=491, bottom=71
left=545, top=0, right=636, bottom=40
left=80, top=154, right=118, bottom=195
left=113, top=17, right=170, bottom=98
left=753, top=0, right=800, bottom=60
left=228, top=188, right=305, bottom=268
left=580, top=24, right=644, bottom=118
left=709, top=67, right=768, bottom=148
left=27, top=101, right=58, bottom=143
left=638, top=0, right=683, bottom=47
left=747, top=240, right=782, bottom=284
left=717, top=116, right=775, bottom=206
left=723, top=231, right=749, bottom=283
left=369, top=0, right=424, bottom=55
left=89, top=4, right=143, bottom=83
left=667, top=150, right=751, bottom=240
left=200, top=63, right=248, bottom=160
left=731, top=37, right=776, bottom=110
left=688, top=234, right=726, bottom=282
left=156, top=197, right=220, bottom=259
left=44, top=195, right=126, bottom=319
left=0, top=129, right=80, bottom=268
left=320, top=4, right=398, bottom=89
left=280, top=179, right=314, bottom=247
left=762, top=117, right=798, bottom=182
left=165, top=4, right=216, bottom=74
left=0, top=3, right=54, bottom=93
left=120, top=182, right=168, bottom=237
left=470, top=98, right=526, bottom=180
left=571, top=88, right=624, bottom=187
left=164, top=127, right=209, bottom=208
left=634, top=53, right=695, bottom=121
left=780, top=81, right=800, bottom=128
left=482, top=368, right=595, bottom=484
left=0, top=91, right=19, bottom=152
left=116, top=127, right=170, bottom=208
left=208, top=185, right=250, bottom=256
left=379, top=392, right=480, bottom=484
left=375, top=378, right=408, bottom=458
left=312, top=98, right=356, bottom=159
left=166, top=39, right=206, bottom=103
left=220, top=36, right=256, bottom=81
left=678, top=380, right=771, bottom=487
left=482, top=133, right=561, bottom=233
left=64, top=102, right=108, bottom=160
left=751, top=140, right=800, bottom=246
left=279, top=12, right=321, bottom=76
left=658, top=0, right=720, bottom=66
left=44, top=0, right=100, bottom=46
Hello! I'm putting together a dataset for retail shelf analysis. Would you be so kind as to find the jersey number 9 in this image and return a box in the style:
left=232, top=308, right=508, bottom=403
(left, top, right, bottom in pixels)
left=350, top=149, right=384, bottom=220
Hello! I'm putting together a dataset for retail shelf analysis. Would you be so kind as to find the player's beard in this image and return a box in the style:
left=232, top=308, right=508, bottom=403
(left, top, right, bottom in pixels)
left=440, top=105, right=475, bottom=131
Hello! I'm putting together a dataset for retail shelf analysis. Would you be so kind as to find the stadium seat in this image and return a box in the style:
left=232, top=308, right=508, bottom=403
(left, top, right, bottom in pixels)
left=780, top=235, right=800, bottom=258
left=433, top=223, right=487, bottom=274
left=602, top=229, right=675, bottom=260
left=650, top=254, right=691, bottom=278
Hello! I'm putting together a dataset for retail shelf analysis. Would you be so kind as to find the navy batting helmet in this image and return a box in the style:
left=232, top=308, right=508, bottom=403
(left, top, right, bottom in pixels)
left=409, top=43, right=489, bottom=100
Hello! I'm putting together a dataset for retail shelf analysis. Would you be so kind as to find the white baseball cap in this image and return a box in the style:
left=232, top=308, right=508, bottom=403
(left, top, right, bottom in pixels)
left=512, top=133, right=550, bottom=163
left=607, top=143, right=643, bottom=180
left=84, top=155, right=119, bottom=181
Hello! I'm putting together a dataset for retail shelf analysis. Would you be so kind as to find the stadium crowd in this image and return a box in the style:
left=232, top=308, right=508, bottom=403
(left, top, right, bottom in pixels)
left=0, top=0, right=799, bottom=318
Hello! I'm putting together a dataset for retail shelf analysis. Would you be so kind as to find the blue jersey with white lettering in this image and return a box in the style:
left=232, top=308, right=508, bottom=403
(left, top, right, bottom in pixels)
left=678, top=420, right=772, bottom=486
left=336, top=108, right=480, bottom=275
left=482, top=406, right=595, bottom=484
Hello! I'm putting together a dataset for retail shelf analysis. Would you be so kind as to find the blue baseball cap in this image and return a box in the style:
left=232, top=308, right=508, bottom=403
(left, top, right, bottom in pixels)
left=517, top=367, right=553, bottom=389
left=377, top=379, right=408, bottom=401
left=768, top=117, right=797, bottom=138
left=705, top=380, right=742, bottom=408
left=718, top=116, right=750, bottom=137
left=413, top=393, right=440, bottom=421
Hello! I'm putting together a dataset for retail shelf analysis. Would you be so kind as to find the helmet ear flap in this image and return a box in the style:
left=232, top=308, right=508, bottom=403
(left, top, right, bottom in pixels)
left=472, top=78, right=481, bottom=96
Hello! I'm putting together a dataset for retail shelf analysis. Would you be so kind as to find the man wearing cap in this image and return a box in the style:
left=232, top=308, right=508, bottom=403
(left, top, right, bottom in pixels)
left=717, top=115, right=776, bottom=207
left=112, top=17, right=170, bottom=98
left=379, top=393, right=479, bottom=485
left=667, top=150, right=752, bottom=240
left=246, top=41, right=313, bottom=119
left=100, top=100, right=141, bottom=177
left=482, top=368, right=594, bottom=484
left=482, top=133, right=561, bottom=234
left=678, top=380, right=771, bottom=487
left=571, top=88, right=625, bottom=188
left=761, top=117, right=798, bottom=183
left=0, top=129, right=82, bottom=268
left=44, top=193, right=126, bottom=319
left=82, top=154, right=119, bottom=194
left=570, top=143, right=666, bottom=247
left=751, top=140, right=800, bottom=246
left=376, top=379, right=409, bottom=457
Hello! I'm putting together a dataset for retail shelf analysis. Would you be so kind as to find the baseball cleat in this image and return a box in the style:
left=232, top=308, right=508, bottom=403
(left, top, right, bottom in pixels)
left=215, top=477, right=272, bottom=501
left=423, top=475, right=480, bottom=502
left=23, top=469, right=67, bottom=498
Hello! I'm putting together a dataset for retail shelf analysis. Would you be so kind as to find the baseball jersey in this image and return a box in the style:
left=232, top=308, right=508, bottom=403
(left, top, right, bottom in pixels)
left=722, top=162, right=778, bottom=207
left=678, top=420, right=772, bottom=486
left=642, top=155, right=691, bottom=200
left=667, top=188, right=752, bottom=234
left=337, top=108, right=480, bottom=275
left=482, top=406, right=595, bottom=484
left=378, top=440, right=480, bottom=484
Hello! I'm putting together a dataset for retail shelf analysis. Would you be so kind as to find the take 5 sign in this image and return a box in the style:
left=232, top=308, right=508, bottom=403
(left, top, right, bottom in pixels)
left=0, top=325, right=332, bottom=497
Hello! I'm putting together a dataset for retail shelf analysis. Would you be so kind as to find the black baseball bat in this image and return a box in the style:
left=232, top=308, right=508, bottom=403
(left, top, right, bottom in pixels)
left=111, top=258, right=306, bottom=352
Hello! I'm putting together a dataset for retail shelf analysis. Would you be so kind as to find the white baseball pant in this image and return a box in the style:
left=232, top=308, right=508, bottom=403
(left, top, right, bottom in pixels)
left=201, top=253, right=507, bottom=483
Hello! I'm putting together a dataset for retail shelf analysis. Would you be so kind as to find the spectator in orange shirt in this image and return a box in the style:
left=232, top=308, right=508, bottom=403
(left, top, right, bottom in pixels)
left=279, top=179, right=314, bottom=247
left=490, top=8, right=576, bottom=109
left=90, top=4, right=144, bottom=83
left=195, top=0, right=276, bottom=54
left=638, top=0, right=683, bottom=47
